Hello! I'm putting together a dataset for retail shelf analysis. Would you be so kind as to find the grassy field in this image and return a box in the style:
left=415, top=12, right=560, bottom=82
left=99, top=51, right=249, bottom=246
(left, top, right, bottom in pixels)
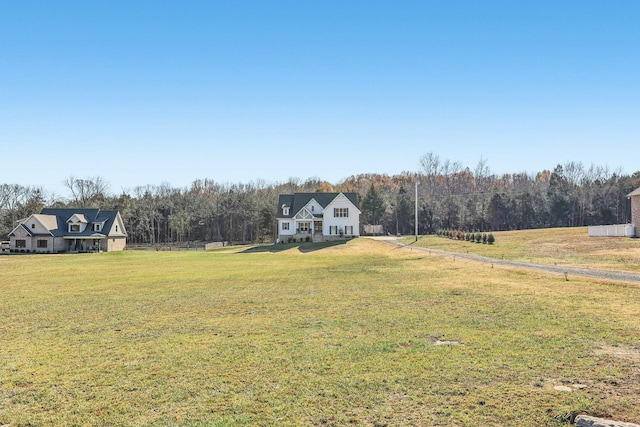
left=405, top=227, right=640, bottom=273
left=1, top=235, right=640, bottom=426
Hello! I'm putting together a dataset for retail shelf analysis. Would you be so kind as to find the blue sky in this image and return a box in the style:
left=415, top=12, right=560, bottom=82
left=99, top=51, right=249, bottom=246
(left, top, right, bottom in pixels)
left=2, top=1, right=639, bottom=196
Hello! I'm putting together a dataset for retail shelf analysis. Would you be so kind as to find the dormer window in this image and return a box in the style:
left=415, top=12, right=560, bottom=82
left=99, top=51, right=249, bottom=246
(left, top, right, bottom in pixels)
left=283, top=207, right=290, bottom=216
left=93, top=224, right=101, bottom=232
left=66, top=214, right=88, bottom=233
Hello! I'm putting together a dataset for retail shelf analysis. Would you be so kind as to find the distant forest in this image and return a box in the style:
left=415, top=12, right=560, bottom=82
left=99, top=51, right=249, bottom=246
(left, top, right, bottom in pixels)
left=2, top=153, right=640, bottom=244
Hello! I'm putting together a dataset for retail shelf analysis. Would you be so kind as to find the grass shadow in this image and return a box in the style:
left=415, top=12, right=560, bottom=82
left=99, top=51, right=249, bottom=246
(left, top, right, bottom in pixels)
left=240, top=240, right=349, bottom=254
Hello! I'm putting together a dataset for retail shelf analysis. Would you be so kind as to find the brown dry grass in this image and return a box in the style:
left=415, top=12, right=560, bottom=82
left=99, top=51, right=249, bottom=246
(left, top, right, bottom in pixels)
left=2, top=236, right=640, bottom=425
left=410, top=227, right=640, bottom=272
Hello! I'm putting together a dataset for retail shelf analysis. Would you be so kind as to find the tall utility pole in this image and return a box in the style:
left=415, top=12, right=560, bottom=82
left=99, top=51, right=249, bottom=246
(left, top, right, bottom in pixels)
left=415, top=180, right=419, bottom=242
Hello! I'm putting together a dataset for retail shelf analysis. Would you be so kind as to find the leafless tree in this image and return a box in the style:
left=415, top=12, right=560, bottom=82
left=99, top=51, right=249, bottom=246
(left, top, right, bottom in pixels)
left=63, top=176, right=111, bottom=207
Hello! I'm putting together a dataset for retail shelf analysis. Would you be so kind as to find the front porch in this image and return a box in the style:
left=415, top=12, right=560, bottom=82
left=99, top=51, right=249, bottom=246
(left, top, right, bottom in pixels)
left=64, top=237, right=105, bottom=253
left=288, top=219, right=323, bottom=243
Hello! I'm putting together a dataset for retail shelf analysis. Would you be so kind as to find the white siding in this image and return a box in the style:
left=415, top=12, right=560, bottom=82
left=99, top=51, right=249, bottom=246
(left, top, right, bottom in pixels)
left=305, top=199, right=323, bottom=216
left=278, top=219, right=295, bottom=236
left=323, top=194, right=360, bottom=237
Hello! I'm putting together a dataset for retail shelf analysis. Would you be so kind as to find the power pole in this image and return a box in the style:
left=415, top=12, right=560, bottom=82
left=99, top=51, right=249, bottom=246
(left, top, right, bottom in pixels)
left=415, top=180, right=419, bottom=242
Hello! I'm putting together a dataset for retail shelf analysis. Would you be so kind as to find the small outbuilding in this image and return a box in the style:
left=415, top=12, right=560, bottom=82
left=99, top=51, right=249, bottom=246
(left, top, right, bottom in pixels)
left=627, top=187, right=640, bottom=237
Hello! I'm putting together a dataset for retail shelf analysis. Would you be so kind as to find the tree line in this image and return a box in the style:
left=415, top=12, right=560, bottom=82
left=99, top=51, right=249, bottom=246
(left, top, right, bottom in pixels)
left=2, top=154, right=639, bottom=243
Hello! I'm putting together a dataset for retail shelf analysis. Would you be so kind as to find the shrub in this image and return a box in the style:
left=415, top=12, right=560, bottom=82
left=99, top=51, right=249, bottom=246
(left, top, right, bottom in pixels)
left=482, top=233, right=488, bottom=244
left=487, top=233, right=495, bottom=244
left=305, top=236, right=311, bottom=242
left=475, top=232, right=482, bottom=243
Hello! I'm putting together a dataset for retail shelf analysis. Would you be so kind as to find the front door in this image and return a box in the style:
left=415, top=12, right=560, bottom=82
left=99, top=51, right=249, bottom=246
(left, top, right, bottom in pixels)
left=314, top=221, right=323, bottom=233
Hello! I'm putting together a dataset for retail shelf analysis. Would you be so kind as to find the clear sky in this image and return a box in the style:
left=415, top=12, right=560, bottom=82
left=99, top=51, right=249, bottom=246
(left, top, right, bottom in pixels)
left=2, top=1, right=639, bottom=196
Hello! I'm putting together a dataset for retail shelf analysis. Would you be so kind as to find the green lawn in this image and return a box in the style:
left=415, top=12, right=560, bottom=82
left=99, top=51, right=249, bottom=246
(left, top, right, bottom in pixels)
left=1, top=238, right=640, bottom=426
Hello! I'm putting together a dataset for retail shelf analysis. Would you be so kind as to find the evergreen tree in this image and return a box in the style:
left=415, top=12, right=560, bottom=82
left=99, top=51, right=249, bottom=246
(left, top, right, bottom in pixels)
left=361, top=184, right=387, bottom=224
left=394, top=186, right=413, bottom=235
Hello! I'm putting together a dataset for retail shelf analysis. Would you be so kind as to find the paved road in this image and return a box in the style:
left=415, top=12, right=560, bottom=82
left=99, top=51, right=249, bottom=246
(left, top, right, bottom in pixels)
left=365, top=236, right=640, bottom=285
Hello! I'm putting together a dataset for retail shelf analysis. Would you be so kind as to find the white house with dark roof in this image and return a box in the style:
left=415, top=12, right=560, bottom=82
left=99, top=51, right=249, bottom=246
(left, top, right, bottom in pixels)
left=277, top=192, right=360, bottom=243
left=8, top=208, right=127, bottom=253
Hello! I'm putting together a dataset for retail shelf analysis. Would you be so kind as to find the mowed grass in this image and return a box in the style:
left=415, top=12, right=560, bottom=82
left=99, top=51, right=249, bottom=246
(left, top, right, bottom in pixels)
left=407, top=227, right=640, bottom=272
left=1, top=238, right=640, bottom=426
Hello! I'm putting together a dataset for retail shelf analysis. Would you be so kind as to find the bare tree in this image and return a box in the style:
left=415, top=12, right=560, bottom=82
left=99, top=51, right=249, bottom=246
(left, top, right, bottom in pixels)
left=0, top=184, right=47, bottom=239
left=63, top=176, right=111, bottom=207
left=419, top=152, right=441, bottom=199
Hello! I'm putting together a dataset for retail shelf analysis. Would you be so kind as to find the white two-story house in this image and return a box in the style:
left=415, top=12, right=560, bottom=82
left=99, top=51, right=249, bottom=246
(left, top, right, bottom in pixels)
left=276, top=192, right=360, bottom=243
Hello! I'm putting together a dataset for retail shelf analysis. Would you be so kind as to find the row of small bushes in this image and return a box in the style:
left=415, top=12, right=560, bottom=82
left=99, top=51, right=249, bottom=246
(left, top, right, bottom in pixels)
left=282, top=236, right=312, bottom=243
left=436, top=229, right=495, bottom=244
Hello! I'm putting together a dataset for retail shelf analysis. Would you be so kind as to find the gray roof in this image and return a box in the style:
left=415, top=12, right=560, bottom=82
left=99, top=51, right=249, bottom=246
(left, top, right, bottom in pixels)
left=277, top=192, right=359, bottom=218
left=39, top=208, right=125, bottom=237
left=627, top=187, right=640, bottom=198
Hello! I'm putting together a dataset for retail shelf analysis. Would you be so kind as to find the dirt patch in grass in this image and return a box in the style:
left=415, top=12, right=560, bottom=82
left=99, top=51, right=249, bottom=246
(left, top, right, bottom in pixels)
left=577, top=344, right=640, bottom=422
left=595, top=344, right=640, bottom=363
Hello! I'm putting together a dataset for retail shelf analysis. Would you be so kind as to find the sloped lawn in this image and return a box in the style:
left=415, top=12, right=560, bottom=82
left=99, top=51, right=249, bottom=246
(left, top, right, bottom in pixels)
left=1, top=238, right=639, bottom=425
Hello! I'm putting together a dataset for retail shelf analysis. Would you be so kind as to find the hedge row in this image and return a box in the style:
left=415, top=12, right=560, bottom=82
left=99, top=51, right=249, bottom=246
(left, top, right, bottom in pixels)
left=436, top=229, right=495, bottom=244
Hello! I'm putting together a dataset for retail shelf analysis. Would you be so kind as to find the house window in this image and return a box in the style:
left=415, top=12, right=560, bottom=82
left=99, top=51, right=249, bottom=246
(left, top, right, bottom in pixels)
left=37, top=240, right=48, bottom=248
left=283, top=207, right=290, bottom=216
left=115, top=225, right=118, bottom=232
left=31, top=223, right=35, bottom=229
left=345, top=226, right=353, bottom=235
left=16, top=240, right=26, bottom=248
left=298, top=222, right=310, bottom=232
left=334, top=208, right=349, bottom=217
left=282, top=222, right=290, bottom=230
left=311, top=205, right=315, bottom=212
left=94, top=224, right=101, bottom=231
left=329, top=226, right=338, bottom=235
left=70, top=224, right=80, bottom=232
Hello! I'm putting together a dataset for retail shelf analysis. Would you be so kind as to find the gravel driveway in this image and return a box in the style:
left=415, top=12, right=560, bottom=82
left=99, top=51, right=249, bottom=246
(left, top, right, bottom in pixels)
left=369, top=236, right=640, bottom=285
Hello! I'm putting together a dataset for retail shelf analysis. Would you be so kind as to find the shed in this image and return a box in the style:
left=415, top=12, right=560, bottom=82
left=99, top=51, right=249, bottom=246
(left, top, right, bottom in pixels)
left=627, top=187, right=640, bottom=237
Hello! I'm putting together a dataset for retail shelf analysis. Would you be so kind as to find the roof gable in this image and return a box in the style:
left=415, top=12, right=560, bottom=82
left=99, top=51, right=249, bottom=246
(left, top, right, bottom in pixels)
left=67, top=213, right=89, bottom=224
left=324, top=192, right=362, bottom=214
left=277, top=192, right=359, bottom=218
left=33, top=214, right=59, bottom=231
left=102, top=211, right=128, bottom=237
left=9, top=223, right=33, bottom=237
left=294, top=208, right=313, bottom=219
left=627, top=187, right=640, bottom=198
left=38, top=208, right=127, bottom=237
left=9, top=214, right=57, bottom=237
